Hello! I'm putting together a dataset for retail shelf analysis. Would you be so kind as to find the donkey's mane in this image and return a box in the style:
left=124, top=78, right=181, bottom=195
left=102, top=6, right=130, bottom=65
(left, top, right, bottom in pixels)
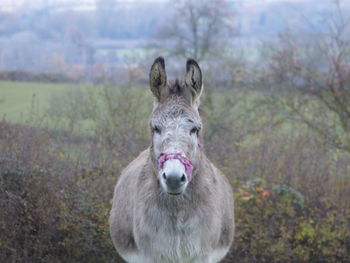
left=167, top=79, right=185, bottom=96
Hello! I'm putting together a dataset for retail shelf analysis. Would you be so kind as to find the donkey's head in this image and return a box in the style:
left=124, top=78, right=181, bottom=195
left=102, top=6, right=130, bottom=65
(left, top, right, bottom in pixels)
left=149, top=57, right=203, bottom=196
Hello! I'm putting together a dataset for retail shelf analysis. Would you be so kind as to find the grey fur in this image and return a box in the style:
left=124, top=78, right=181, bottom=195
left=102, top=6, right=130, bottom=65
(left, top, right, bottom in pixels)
left=109, top=58, right=234, bottom=263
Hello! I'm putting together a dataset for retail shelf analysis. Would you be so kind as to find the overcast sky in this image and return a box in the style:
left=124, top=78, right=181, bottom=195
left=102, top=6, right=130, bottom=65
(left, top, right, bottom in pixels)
left=1, top=0, right=349, bottom=12
left=0, top=0, right=307, bottom=9
left=1, top=0, right=133, bottom=11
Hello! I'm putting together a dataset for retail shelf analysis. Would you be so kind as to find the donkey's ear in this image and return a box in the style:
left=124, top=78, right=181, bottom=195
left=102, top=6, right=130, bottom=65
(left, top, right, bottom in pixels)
left=150, top=56, right=167, bottom=101
left=185, top=58, right=203, bottom=104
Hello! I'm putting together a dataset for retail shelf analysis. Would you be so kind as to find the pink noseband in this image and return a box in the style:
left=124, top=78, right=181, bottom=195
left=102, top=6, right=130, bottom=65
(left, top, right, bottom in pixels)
left=158, top=153, right=194, bottom=180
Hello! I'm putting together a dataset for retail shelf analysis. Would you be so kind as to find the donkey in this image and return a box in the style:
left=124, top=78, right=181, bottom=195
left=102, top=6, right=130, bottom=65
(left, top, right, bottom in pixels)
left=109, top=57, right=234, bottom=263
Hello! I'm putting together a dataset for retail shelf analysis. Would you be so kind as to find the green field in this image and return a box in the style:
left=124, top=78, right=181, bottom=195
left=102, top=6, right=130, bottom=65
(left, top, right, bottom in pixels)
left=0, top=81, right=78, bottom=123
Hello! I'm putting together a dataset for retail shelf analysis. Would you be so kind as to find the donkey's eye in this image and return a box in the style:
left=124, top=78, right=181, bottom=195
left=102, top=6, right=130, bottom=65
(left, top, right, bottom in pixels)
left=153, top=126, right=161, bottom=134
left=190, top=127, right=199, bottom=135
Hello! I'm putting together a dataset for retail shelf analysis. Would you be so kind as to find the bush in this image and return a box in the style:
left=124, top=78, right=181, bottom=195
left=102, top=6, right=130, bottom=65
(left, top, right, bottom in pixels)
left=0, top=121, right=124, bottom=263
left=225, top=179, right=350, bottom=263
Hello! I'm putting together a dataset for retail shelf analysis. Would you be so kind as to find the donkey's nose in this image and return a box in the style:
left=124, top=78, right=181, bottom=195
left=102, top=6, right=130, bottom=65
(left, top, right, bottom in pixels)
left=163, top=172, right=187, bottom=194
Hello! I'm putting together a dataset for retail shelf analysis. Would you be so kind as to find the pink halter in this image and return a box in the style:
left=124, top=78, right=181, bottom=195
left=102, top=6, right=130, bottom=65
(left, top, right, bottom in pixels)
left=158, top=153, right=194, bottom=180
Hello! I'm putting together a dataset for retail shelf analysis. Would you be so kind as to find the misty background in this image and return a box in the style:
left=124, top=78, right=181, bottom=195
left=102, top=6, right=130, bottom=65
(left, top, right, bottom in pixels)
left=1, top=0, right=349, bottom=79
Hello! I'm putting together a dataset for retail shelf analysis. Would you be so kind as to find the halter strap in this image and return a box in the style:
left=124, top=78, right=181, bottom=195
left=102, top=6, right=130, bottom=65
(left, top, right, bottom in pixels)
left=158, top=153, right=193, bottom=180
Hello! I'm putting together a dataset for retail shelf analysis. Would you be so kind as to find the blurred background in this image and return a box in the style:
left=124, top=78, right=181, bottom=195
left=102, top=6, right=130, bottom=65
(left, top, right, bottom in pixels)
left=1, top=0, right=350, bottom=262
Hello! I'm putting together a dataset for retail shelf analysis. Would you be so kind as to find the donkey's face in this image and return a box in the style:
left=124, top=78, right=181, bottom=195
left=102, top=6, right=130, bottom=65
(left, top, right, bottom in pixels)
left=149, top=57, right=203, bottom=195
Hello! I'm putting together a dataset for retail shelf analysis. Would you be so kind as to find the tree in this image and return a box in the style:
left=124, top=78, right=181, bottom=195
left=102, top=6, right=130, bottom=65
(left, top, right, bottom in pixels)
left=261, top=0, right=350, bottom=152
left=156, top=0, right=235, bottom=62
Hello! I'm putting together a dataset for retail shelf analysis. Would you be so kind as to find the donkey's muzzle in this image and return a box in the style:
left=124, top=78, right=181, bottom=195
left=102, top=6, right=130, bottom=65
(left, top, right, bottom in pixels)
left=163, top=172, right=187, bottom=195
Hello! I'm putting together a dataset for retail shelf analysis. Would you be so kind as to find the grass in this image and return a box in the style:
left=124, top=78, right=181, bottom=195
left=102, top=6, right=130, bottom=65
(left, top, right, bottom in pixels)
left=0, top=81, right=79, bottom=123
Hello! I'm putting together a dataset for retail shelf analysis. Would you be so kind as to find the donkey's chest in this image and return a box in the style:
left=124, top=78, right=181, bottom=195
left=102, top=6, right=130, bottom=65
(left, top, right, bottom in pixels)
left=135, top=210, right=209, bottom=262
